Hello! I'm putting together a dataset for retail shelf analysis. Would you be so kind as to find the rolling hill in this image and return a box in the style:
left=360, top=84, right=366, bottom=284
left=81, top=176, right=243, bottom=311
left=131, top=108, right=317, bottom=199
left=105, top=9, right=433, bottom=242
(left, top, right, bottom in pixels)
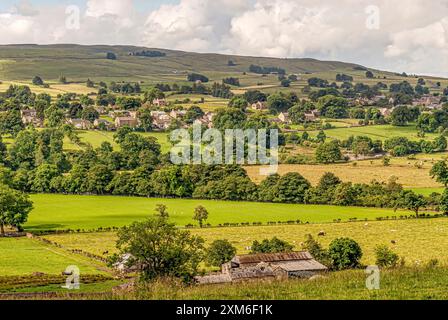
left=0, top=44, right=380, bottom=82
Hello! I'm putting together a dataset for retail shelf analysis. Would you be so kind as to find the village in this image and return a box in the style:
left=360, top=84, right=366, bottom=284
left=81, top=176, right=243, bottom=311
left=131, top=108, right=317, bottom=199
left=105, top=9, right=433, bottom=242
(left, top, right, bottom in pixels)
left=18, top=92, right=446, bottom=134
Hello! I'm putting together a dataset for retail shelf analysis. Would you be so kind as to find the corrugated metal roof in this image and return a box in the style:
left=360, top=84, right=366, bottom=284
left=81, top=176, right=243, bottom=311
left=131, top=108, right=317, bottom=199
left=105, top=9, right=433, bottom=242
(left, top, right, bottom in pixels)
left=233, top=252, right=313, bottom=265
left=273, top=260, right=328, bottom=272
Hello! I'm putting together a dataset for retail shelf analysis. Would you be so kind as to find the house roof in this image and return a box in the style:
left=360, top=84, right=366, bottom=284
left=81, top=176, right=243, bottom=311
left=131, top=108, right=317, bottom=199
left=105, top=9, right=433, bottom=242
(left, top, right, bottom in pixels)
left=272, top=260, right=328, bottom=272
left=232, top=252, right=313, bottom=265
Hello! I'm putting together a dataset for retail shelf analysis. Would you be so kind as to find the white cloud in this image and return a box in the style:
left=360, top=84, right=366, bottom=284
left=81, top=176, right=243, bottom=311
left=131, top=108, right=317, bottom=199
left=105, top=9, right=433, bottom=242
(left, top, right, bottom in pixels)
left=0, top=0, right=448, bottom=75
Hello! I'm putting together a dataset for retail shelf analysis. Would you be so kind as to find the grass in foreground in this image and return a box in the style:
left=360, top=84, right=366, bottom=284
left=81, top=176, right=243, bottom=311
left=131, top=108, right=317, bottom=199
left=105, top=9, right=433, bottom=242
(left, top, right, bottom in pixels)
left=25, top=194, right=424, bottom=232
left=128, top=267, right=448, bottom=300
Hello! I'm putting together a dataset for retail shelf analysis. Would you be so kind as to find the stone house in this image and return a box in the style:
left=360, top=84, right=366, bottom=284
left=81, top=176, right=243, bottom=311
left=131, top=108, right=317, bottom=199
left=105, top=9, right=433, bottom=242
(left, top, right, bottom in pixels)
left=251, top=101, right=268, bottom=111
left=195, top=251, right=327, bottom=284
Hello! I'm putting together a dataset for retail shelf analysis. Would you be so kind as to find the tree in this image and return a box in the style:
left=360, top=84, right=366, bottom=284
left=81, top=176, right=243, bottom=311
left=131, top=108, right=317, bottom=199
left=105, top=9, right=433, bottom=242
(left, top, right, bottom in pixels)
left=267, top=93, right=292, bottom=114
left=328, top=238, right=362, bottom=270
left=0, top=184, right=33, bottom=234
left=0, top=109, right=24, bottom=136
left=390, top=105, right=413, bottom=126
left=439, top=189, right=448, bottom=214
left=32, top=76, right=44, bottom=86
left=375, top=245, right=399, bottom=268
left=213, top=108, right=247, bottom=130
left=155, top=204, right=169, bottom=218
left=86, top=78, right=94, bottom=88
left=303, top=234, right=332, bottom=267
left=397, top=190, right=426, bottom=218
left=316, top=130, right=326, bottom=143
left=86, top=164, right=114, bottom=194
left=187, top=73, right=209, bottom=83
left=228, top=96, right=248, bottom=110
left=184, top=106, right=204, bottom=124
left=434, top=135, right=447, bottom=152
left=193, top=205, right=209, bottom=228
left=59, top=75, right=67, bottom=84
left=251, top=237, right=294, bottom=254
left=315, top=141, right=343, bottom=163
left=288, top=105, right=305, bottom=124
left=205, top=239, right=236, bottom=267
left=106, top=52, right=117, bottom=60
left=430, top=161, right=448, bottom=187
left=44, top=105, right=65, bottom=128
left=144, top=87, right=165, bottom=104
left=81, top=106, right=99, bottom=122
left=273, top=173, right=311, bottom=203
left=137, top=107, right=153, bottom=132
left=31, top=164, right=60, bottom=193
left=280, top=79, right=291, bottom=87
left=109, top=217, right=204, bottom=282
left=317, top=95, right=348, bottom=118
left=366, top=71, right=374, bottom=78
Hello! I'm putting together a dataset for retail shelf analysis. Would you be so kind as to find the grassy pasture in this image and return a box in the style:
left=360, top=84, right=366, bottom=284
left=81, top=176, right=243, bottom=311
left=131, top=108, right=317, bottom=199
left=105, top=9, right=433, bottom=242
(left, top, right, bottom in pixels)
left=308, top=124, right=438, bottom=142
left=130, top=267, right=448, bottom=300
left=0, top=81, right=94, bottom=97
left=245, top=157, right=442, bottom=187
left=0, top=237, right=108, bottom=277
left=42, top=217, right=448, bottom=266
left=24, top=194, right=424, bottom=232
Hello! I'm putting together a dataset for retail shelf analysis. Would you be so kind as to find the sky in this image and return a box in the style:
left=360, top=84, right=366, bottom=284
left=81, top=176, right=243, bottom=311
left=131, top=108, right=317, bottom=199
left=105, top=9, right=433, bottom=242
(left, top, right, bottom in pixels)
left=0, top=0, right=447, bottom=76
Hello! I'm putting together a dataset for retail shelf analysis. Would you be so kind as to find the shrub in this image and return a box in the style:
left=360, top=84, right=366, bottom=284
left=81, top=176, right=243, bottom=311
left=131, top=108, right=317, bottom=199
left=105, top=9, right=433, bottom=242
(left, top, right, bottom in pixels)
left=251, top=237, right=293, bottom=254
left=205, top=239, right=237, bottom=267
left=374, top=245, right=399, bottom=268
left=303, top=234, right=332, bottom=267
left=328, top=238, right=362, bottom=270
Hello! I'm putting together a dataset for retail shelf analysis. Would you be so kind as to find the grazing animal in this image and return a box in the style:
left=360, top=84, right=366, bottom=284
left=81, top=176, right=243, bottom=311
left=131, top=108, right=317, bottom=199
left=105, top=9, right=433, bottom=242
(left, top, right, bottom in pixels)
left=318, top=231, right=326, bottom=236
left=391, top=240, right=396, bottom=244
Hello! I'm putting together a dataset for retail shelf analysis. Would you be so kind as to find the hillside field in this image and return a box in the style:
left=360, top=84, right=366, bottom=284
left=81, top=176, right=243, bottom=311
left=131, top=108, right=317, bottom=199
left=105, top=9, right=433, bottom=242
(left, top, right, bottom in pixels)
left=41, top=217, right=448, bottom=266
left=246, top=155, right=444, bottom=187
left=0, top=237, right=108, bottom=276
left=24, top=194, right=427, bottom=232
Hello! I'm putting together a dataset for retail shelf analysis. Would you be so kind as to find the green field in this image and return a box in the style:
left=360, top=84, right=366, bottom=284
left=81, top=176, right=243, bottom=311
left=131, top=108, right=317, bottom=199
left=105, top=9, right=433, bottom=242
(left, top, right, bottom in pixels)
left=25, top=194, right=428, bottom=232
left=0, top=237, right=107, bottom=276
left=309, top=124, right=438, bottom=142
left=411, top=188, right=445, bottom=196
left=66, top=130, right=172, bottom=153
left=42, top=217, right=448, bottom=266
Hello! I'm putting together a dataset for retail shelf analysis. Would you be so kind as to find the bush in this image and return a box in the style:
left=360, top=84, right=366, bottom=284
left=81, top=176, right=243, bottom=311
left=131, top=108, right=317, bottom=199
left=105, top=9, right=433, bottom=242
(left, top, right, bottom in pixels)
left=205, top=239, right=237, bottom=267
left=374, top=245, right=399, bottom=268
left=251, top=237, right=294, bottom=254
left=303, top=234, right=332, bottom=267
left=328, top=238, right=362, bottom=270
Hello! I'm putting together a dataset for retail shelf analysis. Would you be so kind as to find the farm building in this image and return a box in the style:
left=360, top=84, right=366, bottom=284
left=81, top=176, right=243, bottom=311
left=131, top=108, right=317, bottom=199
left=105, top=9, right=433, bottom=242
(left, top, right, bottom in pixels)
left=278, top=112, right=290, bottom=124
left=304, top=110, right=320, bottom=122
left=21, top=109, right=42, bottom=127
left=115, top=117, right=139, bottom=128
left=68, top=118, right=92, bottom=130
left=251, top=101, right=268, bottom=111
left=94, top=118, right=114, bottom=129
left=153, top=98, right=167, bottom=107
left=196, top=251, right=327, bottom=284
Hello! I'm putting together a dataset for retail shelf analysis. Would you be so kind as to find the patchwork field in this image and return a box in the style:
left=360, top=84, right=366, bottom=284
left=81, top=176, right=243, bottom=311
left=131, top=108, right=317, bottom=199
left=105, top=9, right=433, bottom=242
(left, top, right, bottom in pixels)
left=42, top=217, right=448, bottom=266
left=0, top=237, right=107, bottom=276
left=308, top=124, right=438, bottom=142
left=24, top=194, right=427, bottom=232
left=246, top=158, right=443, bottom=187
